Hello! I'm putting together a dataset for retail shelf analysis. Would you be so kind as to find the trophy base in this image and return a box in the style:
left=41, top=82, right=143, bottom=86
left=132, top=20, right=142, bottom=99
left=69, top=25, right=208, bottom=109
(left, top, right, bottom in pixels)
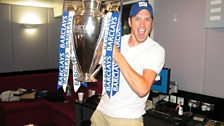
left=77, top=73, right=97, bottom=82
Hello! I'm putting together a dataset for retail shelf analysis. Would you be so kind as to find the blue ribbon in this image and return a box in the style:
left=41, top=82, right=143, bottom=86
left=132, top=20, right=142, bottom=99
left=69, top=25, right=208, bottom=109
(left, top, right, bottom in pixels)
left=112, top=21, right=122, bottom=96
left=57, top=11, right=88, bottom=92
left=103, top=12, right=122, bottom=97
left=57, top=11, right=72, bottom=90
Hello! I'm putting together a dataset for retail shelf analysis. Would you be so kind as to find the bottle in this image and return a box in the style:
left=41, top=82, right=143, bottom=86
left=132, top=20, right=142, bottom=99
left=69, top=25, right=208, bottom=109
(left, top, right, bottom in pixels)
left=178, top=105, right=183, bottom=116
left=66, top=84, right=71, bottom=96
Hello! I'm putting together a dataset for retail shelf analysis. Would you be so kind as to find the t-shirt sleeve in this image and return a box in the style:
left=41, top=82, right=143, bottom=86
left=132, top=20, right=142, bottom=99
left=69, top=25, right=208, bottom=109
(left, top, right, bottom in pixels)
left=143, top=45, right=165, bottom=74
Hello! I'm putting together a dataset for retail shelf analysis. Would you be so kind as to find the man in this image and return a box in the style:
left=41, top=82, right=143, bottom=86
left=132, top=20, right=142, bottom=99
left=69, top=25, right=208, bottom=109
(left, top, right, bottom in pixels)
left=91, top=1, right=165, bottom=126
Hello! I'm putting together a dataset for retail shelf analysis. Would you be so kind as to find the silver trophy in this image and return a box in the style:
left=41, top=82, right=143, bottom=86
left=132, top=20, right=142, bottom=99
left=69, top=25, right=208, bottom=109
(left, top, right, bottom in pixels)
left=72, top=0, right=122, bottom=82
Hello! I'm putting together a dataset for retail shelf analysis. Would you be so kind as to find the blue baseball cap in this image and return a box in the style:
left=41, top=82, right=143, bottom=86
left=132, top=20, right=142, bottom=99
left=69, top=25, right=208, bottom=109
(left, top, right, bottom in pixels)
left=129, top=1, right=153, bottom=17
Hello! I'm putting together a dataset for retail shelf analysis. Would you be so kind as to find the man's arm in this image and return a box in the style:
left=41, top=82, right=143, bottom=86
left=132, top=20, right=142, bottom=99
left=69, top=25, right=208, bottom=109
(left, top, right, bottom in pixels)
left=113, top=45, right=157, bottom=98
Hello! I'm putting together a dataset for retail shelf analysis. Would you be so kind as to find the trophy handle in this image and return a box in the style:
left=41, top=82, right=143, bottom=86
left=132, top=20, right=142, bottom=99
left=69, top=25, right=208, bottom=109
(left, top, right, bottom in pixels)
left=91, top=65, right=102, bottom=79
left=90, top=0, right=123, bottom=81
left=71, top=0, right=124, bottom=83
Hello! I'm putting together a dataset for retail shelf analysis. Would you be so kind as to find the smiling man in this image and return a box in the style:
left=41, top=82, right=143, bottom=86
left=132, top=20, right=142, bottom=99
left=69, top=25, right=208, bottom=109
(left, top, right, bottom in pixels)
left=91, top=1, right=165, bottom=126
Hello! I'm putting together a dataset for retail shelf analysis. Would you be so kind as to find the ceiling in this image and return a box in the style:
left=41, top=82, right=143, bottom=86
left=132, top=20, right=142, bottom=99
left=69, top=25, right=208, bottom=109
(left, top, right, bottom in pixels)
left=0, top=0, right=139, bottom=17
left=0, top=0, right=137, bottom=7
left=0, top=0, right=62, bottom=8
left=0, top=0, right=64, bottom=17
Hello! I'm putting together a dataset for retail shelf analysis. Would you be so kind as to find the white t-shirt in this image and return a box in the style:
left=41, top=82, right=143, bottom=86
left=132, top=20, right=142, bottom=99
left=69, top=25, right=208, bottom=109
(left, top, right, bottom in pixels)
left=97, top=34, right=165, bottom=118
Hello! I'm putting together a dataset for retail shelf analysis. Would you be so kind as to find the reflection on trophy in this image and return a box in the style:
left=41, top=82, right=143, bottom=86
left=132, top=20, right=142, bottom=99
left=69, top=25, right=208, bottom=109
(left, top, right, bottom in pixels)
left=72, top=0, right=103, bottom=82
left=71, top=0, right=122, bottom=82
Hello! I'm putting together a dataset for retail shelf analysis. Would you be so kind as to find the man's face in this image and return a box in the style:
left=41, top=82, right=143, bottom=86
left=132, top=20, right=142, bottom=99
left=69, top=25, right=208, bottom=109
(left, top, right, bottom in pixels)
left=128, top=9, right=153, bottom=43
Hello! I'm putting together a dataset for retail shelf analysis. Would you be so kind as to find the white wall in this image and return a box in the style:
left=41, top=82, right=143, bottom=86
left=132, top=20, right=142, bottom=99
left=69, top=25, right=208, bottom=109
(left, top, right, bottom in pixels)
left=154, top=0, right=224, bottom=98
left=1, top=1, right=224, bottom=99
left=0, top=4, right=61, bottom=73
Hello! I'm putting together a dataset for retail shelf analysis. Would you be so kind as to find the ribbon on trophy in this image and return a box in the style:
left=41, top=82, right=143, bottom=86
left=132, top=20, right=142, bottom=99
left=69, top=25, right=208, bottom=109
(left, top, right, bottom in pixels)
left=57, top=11, right=73, bottom=92
left=57, top=7, right=122, bottom=97
left=70, top=32, right=82, bottom=92
left=57, top=11, right=83, bottom=92
left=102, top=12, right=122, bottom=98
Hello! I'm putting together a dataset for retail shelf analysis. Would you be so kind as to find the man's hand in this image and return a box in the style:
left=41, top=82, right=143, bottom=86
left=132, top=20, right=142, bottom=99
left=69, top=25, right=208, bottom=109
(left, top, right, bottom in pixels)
left=112, top=44, right=120, bottom=61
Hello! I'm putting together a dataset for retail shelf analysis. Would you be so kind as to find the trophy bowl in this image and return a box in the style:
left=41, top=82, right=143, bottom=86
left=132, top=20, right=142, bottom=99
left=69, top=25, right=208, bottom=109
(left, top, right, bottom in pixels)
left=72, top=0, right=122, bottom=82
left=72, top=0, right=103, bottom=82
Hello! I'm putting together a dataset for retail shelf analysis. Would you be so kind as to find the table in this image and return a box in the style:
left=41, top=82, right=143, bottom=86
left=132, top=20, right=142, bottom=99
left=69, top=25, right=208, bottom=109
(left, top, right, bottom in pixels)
left=75, top=101, right=96, bottom=126
left=74, top=100, right=210, bottom=126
